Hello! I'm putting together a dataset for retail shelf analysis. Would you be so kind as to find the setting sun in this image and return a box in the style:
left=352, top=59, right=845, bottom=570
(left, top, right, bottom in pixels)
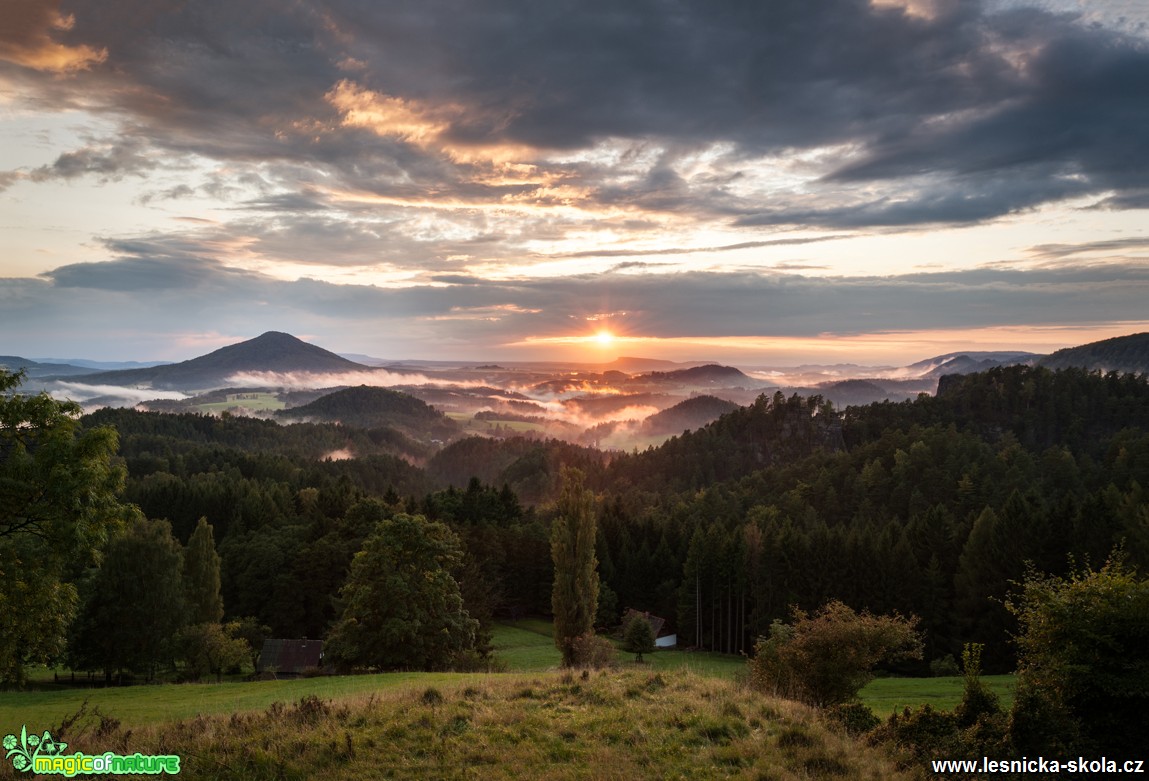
left=595, top=330, right=615, bottom=346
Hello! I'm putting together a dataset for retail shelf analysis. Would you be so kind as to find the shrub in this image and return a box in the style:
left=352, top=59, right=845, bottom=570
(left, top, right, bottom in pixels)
left=448, top=648, right=506, bottom=673
left=953, top=644, right=1000, bottom=729
left=826, top=703, right=881, bottom=736
left=570, top=632, right=617, bottom=669
left=1006, top=556, right=1149, bottom=754
left=871, top=705, right=959, bottom=763
left=749, top=600, right=922, bottom=707
left=928, top=654, right=960, bottom=677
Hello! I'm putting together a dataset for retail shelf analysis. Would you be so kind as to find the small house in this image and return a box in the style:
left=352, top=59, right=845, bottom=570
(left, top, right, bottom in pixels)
left=622, top=609, right=677, bottom=649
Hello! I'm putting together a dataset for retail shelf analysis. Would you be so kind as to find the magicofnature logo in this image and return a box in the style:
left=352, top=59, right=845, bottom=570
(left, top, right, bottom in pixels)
left=3, top=725, right=180, bottom=776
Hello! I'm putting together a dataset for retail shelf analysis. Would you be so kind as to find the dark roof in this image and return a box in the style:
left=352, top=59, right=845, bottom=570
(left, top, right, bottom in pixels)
left=258, top=639, right=324, bottom=674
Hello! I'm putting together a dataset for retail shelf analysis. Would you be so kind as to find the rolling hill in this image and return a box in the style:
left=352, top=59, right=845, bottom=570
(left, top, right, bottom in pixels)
left=638, top=364, right=754, bottom=386
left=643, top=394, right=740, bottom=435
left=1039, top=332, right=1149, bottom=375
left=277, top=385, right=459, bottom=440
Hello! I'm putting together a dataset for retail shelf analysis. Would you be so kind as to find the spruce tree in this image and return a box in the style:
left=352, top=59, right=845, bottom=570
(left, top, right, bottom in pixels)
left=551, top=468, right=599, bottom=667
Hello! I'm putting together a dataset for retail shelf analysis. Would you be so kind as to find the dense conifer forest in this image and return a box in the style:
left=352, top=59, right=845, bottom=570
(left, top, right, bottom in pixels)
left=36, top=365, right=1145, bottom=678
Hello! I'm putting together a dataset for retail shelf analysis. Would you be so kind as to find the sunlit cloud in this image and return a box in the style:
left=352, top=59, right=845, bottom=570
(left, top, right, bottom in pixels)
left=326, top=80, right=458, bottom=145
left=0, top=3, right=107, bottom=73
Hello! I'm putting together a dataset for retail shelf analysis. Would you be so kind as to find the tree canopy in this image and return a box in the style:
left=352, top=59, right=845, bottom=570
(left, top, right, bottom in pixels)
left=325, top=513, right=477, bottom=671
left=0, top=370, right=135, bottom=687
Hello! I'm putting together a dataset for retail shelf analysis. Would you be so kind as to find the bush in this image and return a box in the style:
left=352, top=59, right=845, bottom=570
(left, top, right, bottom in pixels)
left=928, top=655, right=960, bottom=677
left=1006, top=556, right=1149, bottom=754
left=749, top=601, right=922, bottom=707
left=953, top=644, right=1000, bottom=729
left=449, top=648, right=507, bottom=673
left=570, top=632, right=617, bottom=669
left=871, top=705, right=960, bottom=764
left=826, top=702, right=880, bottom=735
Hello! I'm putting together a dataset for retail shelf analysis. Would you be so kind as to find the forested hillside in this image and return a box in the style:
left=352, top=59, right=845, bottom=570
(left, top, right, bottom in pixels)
left=594, top=366, right=1149, bottom=669
left=6, top=364, right=1145, bottom=685
left=1038, top=331, right=1149, bottom=374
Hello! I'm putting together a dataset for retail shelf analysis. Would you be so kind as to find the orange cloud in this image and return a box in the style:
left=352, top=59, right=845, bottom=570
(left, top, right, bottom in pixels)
left=325, top=79, right=545, bottom=170
left=326, top=79, right=456, bottom=145
left=0, top=0, right=106, bottom=73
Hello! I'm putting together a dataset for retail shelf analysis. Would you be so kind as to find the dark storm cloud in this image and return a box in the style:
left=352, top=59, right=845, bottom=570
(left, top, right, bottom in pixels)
left=3, top=0, right=1147, bottom=227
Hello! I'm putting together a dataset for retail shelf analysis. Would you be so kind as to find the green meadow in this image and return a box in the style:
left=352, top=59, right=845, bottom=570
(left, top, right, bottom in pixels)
left=859, top=674, right=1016, bottom=717
left=1, top=671, right=919, bottom=781
left=0, top=621, right=1010, bottom=732
left=194, top=392, right=285, bottom=413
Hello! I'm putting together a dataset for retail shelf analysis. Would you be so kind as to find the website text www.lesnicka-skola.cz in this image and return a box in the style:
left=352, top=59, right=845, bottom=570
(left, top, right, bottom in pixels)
left=931, top=757, right=1145, bottom=775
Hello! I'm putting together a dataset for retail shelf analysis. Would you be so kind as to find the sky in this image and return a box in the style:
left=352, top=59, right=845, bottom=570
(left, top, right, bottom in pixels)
left=2, top=0, right=1149, bottom=366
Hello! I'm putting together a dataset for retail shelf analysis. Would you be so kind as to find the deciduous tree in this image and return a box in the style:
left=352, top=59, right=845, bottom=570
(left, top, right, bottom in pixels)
left=325, top=513, right=477, bottom=671
left=70, top=517, right=185, bottom=682
left=0, top=370, right=134, bottom=687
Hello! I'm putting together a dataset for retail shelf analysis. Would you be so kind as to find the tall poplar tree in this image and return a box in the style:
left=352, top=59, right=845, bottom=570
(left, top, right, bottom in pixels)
left=550, top=468, right=599, bottom=667
left=183, top=517, right=224, bottom=625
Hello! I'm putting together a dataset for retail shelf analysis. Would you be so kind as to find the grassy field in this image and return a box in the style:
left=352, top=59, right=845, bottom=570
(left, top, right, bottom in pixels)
left=0, top=621, right=1011, bottom=733
left=490, top=620, right=746, bottom=680
left=1, top=671, right=918, bottom=781
left=0, top=672, right=471, bottom=730
left=859, top=674, right=1016, bottom=717
left=194, top=392, right=284, bottom=413
left=445, top=413, right=546, bottom=434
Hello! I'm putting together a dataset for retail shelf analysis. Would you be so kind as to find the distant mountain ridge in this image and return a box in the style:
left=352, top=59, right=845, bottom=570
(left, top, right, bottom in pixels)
left=0, top=356, right=98, bottom=379
left=903, top=351, right=1037, bottom=380
left=75, top=332, right=368, bottom=390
